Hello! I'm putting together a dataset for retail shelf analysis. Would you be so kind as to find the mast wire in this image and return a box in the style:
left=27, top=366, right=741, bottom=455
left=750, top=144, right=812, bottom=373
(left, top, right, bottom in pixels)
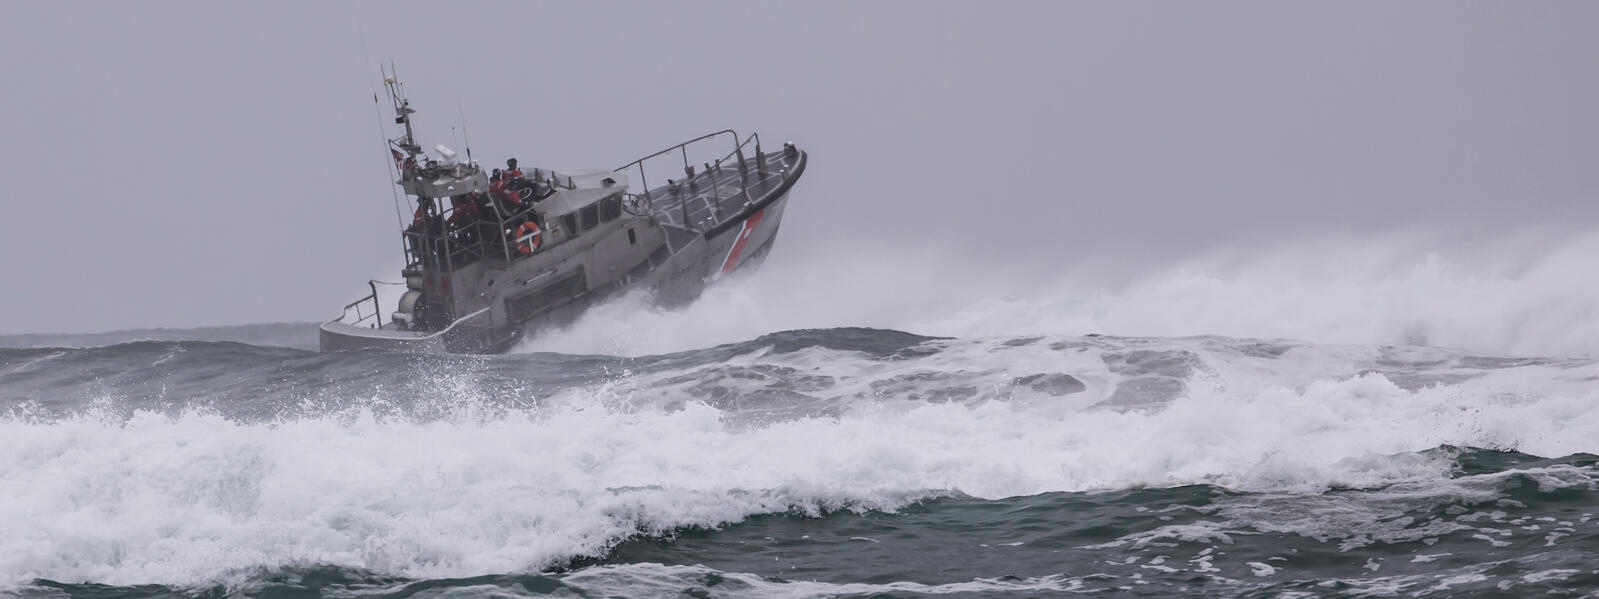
left=344, top=2, right=407, bottom=232
left=375, top=92, right=406, bottom=231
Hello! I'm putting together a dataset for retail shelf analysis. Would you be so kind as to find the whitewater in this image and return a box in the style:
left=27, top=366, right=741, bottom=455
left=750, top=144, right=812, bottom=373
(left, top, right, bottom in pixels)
left=4, top=231, right=1599, bottom=597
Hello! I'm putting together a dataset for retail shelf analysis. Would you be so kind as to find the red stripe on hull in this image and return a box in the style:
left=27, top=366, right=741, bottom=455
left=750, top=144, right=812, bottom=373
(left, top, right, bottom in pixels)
left=718, top=209, right=766, bottom=277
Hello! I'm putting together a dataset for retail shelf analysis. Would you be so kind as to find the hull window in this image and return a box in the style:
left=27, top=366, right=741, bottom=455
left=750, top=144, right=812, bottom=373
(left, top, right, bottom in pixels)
left=627, top=228, right=637, bottom=245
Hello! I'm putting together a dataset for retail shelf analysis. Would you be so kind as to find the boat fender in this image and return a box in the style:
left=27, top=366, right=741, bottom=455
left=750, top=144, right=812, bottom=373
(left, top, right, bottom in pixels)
left=515, top=221, right=543, bottom=254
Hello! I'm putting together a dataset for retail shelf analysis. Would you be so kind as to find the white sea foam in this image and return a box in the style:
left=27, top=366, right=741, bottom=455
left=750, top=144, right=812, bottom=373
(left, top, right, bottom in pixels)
left=517, top=228, right=1599, bottom=358
left=3, top=356, right=1598, bottom=586
left=558, top=563, right=1090, bottom=597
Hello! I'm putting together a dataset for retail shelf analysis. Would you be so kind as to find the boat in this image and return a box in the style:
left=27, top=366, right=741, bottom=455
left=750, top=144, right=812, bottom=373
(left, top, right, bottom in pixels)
left=319, top=76, right=807, bottom=353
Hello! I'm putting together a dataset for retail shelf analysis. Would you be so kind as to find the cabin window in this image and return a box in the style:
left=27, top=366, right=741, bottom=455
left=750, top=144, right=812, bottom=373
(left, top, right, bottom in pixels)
left=561, top=214, right=579, bottom=237
left=627, top=228, right=637, bottom=245
left=580, top=204, right=600, bottom=231
left=600, top=194, right=622, bottom=222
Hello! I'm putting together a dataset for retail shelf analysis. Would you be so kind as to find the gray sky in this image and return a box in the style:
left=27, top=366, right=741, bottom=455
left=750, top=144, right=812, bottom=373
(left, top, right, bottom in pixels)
left=2, top=1, right=1596, bottom=334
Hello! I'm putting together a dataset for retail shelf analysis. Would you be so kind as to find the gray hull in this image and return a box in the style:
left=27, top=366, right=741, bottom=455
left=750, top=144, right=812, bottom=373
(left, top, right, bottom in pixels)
left=321, top=141, right=805, bottom=354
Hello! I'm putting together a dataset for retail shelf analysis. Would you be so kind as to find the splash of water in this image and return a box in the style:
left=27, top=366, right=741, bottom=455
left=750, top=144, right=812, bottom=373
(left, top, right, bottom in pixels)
left=518, top=228, right=1599, bottom=358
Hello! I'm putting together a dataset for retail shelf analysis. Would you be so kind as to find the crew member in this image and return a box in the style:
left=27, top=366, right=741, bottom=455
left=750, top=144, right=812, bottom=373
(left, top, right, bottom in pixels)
left=411, top=197, right=435, bottom=230
left=447, top=195, right=479, bottom=247
left=407, top=197, right=440, bottom=259
left=487, top=170, right=507, bottom=204
left=504, top=157, right=538, bottom=203
left=489, top=170, right=524, bottom=212
left=446, top=195, right=478, bottom=228
left=470, top=191, right=496, bottom=219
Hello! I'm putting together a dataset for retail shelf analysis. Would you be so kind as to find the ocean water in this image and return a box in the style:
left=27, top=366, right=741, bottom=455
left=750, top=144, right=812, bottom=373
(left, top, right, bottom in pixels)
left=5, top=234, right=1599, bottom=598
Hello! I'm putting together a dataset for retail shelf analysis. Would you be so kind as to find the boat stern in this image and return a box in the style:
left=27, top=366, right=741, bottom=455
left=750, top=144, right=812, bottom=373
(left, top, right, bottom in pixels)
left=319, top=307, right=505, bottom=353
left=318, top=320, right=449, bottom=352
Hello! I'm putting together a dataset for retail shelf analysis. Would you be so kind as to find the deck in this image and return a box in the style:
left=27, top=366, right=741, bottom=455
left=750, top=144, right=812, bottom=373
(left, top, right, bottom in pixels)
left=647, top=150, right=797, bottom=231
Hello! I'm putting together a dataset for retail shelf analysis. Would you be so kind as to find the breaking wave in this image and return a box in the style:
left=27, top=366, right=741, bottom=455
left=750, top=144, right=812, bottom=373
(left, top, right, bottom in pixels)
left=2, top=330, right=1597, bottom=588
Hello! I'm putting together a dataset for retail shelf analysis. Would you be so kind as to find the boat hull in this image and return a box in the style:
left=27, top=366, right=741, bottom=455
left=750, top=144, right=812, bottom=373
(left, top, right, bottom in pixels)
left=319, top=148, right=801, bottom=355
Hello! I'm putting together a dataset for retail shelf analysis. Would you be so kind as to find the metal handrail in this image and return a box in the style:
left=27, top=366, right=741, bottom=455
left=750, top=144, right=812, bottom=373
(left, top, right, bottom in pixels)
left=612, top=130, right=767, bottom=231
left=614, top=130, right=738, bottom=212
left=614, top=129, right=739, bottom=174
left=341, top=294, right=378, bottom=327
left=339, top=280, right=398, bottom=329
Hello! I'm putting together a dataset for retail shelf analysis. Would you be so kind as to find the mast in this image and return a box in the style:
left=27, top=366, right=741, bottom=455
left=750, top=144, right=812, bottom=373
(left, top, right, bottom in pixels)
left=383, top=66, right=422, bottom=190
left=379, top=68, right=442, bottom=329
left=375, top=67, right=490, bottom=327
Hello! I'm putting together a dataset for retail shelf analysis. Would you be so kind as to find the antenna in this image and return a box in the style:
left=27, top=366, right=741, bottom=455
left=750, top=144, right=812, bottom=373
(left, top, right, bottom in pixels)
left=457, top=97, right=473, bottom=164
left=381, top=64, right=392, bottom=99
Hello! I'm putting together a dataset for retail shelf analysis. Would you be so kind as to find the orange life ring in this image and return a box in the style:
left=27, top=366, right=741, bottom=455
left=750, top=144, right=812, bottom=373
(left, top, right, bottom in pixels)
left=514, top=221, right=542, bottom=255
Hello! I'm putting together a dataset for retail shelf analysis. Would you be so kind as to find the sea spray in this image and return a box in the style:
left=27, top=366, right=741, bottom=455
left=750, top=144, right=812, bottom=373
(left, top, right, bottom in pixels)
left=518, top=229, right=1599, bottom=358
